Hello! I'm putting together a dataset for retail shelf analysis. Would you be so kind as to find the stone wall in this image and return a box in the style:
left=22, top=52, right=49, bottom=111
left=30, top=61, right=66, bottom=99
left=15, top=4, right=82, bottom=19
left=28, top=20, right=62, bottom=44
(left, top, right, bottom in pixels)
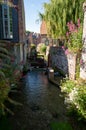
left=49, top=46, right=77, bottom=79
left=49, top=46, right=68, bottom=75
left=80, top=48, right=86, bottom=79
left=80, top=2, right=86, bottom=80
left=67, top=53, right=77, bottom=80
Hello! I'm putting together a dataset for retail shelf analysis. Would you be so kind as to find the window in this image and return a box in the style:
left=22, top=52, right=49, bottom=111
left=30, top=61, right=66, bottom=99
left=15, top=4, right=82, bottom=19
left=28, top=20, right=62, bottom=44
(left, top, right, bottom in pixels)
left=2, top=4, right=13, bottom=39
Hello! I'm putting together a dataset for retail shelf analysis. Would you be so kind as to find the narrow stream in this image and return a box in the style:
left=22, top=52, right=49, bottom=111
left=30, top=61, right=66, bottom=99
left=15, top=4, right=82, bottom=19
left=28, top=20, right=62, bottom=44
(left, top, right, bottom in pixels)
left=9, top=70, right=69, bottom=130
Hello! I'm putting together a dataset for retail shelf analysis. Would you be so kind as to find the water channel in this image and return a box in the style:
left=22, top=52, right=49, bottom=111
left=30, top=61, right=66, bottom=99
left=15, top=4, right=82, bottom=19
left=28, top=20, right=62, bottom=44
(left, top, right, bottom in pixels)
left=8, top=69, right=70, bottom=130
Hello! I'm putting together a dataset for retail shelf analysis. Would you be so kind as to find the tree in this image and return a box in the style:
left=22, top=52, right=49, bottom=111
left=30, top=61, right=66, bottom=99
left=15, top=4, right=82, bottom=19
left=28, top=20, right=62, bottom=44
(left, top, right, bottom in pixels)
left=40, top=0, right=84, bottom=38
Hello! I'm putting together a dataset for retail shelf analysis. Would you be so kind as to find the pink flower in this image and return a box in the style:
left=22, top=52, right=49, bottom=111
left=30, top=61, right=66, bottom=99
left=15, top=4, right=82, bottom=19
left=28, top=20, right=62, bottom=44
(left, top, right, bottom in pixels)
left=78, top=18, right=80, bottom=23
left=62, top=46, right=65, bottom=49
left=67, top=22, right=70, bottom=27
left=68, top=23, right=75, bottom=32
left=77, top=19, right=80, bottom=28
left=74, top=29, right=78, bottom=33
left=66, top=32, right=69, bottom=37
left=80, top=59, right=83, bottom=65
left=65, top=49, right=69, bottom=55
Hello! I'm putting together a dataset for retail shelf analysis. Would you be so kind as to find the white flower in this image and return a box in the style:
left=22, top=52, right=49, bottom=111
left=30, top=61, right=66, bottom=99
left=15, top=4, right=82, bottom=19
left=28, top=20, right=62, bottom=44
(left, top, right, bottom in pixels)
left=69, top=87, right=78, bottom=102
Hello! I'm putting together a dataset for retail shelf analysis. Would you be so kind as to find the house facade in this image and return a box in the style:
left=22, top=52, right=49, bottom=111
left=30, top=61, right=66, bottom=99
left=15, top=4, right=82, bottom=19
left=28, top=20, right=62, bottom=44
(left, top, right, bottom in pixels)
left=26, top=32, right=41, bottom=58
left=40, top=21, right=53, bottom=46
left=0, top=0, right=27, bottom=66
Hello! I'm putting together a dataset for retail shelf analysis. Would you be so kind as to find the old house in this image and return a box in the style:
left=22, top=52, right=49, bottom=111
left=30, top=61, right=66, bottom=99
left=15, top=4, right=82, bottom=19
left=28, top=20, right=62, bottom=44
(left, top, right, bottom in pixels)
left=0, top=0, right=27, bottom=66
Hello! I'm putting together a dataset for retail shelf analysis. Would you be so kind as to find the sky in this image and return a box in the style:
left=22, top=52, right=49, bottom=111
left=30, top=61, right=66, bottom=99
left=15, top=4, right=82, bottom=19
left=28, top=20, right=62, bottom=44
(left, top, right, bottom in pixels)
left=24, top=0, right=49, bottom=33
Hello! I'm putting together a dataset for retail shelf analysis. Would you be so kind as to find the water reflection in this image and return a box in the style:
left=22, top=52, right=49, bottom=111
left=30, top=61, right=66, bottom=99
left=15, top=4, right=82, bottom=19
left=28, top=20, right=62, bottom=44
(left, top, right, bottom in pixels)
left=9, top=70, right=69, bottom=130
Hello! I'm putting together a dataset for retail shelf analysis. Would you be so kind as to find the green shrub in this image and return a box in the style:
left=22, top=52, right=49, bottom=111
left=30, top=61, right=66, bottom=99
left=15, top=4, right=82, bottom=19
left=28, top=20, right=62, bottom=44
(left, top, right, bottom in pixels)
left=0, top=41, right=22, bottom=116
left=61, top=79, right=86, bottom=119
left=73, top=84, right=86, bottom=119
left=0, top=42, right=10, bottom=79
left=61, top=78, right=76, bottom=94
left=3, top=63, right=21, bottom=88
left=0, top=78, right=22, bottom=117
left=40, top=44, right=47, bottom=54
left=0, top=80, right=10, bottom=116
left=37, top=43, right=46, bottom=54
left=66, top=21, right=83, bottom=53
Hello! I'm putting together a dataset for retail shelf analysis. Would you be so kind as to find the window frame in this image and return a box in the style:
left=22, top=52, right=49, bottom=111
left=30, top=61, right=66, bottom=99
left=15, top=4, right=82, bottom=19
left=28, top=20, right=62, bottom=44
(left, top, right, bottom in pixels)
left=2, top=4, right=13, bottom=39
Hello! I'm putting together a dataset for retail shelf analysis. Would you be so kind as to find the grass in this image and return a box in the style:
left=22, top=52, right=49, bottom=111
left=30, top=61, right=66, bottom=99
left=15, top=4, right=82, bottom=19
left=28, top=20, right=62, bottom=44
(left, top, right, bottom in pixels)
left=50, top=122, right=73, bottom=130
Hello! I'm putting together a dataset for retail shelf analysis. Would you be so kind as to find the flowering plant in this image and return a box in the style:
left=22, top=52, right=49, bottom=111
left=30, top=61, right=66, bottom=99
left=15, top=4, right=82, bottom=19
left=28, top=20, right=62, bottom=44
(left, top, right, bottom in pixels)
left=66, top=19, right=83, bottom=53
left=61, top=78, right=86, bottom=119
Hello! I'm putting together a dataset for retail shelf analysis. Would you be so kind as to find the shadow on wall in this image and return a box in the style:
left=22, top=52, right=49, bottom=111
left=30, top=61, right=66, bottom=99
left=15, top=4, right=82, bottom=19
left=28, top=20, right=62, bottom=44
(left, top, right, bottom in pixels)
left=48, top=45, right=68, bottom=77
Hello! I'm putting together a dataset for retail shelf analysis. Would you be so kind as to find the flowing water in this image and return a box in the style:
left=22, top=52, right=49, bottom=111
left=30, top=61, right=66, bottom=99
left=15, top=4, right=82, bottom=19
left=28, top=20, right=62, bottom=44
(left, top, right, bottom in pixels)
left=8, top=70, right=69, bottom=130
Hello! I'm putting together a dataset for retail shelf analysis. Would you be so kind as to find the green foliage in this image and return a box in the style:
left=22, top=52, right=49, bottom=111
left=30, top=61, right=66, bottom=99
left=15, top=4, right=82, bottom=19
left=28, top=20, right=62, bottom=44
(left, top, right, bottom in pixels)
left=37, top=43, right=46, bottom=54
left=0, top=41, right=22, bottom=116
left=40, top=0, right=84, bottom=38
left=76, top=55, right=81, bottom=79
left=66, top=24, right=83, bottom=53
left=74, top=83, right=86, bottom=119
left=0, top=42, right=10, bottom=79
left=50, top=122, right=73, bottom=130
left=31, top=43, right=36, bottom=49
left=0, top=42, right=11, bottom=116
left=3, top=62, right=21, bottom=87
left=61, top=78, right=76, bottom=94
left=61, top=79, right=86, bottom=120
left=40, top=44, right=47, bottom=54
left=0, top=80, right=10, bottom=116
left=30, top=43, right=37, bottom=57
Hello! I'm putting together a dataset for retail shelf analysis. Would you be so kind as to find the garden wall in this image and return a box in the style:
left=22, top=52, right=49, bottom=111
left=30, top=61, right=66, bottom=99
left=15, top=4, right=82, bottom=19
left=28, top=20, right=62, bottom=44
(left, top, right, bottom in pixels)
left=48, top=46, right=77, bottom=79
